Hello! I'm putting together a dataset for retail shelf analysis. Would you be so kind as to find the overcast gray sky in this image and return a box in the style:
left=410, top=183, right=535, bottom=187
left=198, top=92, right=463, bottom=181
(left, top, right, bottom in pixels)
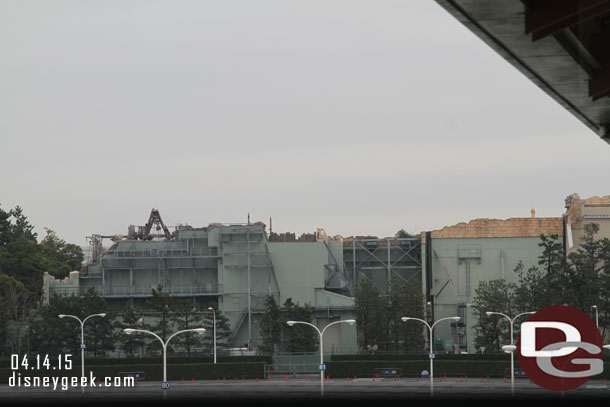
left=1, top=0, right=609, bottom=245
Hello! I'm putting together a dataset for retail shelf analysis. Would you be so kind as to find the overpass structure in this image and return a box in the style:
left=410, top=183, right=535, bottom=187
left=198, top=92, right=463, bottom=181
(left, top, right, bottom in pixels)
left=436, top=0, right=610, bottom=144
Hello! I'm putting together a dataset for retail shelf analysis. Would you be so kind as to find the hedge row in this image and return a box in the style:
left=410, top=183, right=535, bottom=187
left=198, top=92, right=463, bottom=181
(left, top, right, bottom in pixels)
left=331, top=353, right=610, bottom=362
left=331, top=353, right=511, bottom=362
left=326, top=360, right=512, bottom=378
left=0, top=355, right=271, bottom=369
left=326, top=360, right=610, bottom=379
left=1, top=362, right=266, bottom=383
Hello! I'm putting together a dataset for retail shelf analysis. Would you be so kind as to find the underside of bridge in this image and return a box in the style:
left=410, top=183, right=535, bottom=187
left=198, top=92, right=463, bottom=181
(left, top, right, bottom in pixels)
left=436, top=0, right=610, bottom=144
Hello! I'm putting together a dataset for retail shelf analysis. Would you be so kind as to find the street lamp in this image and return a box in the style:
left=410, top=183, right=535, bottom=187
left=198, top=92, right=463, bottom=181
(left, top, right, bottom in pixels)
left=592, top=305, right=599, bottom=328
left=207, top=307, right=216, bottom=364
left=486, top=311, right=535, bottom=396
left=124, top=327, right=205, bottom=388
left=401, top=316, right=459, bottom=398
left=58, top=313, right=106, bottom=394
left=286, top=319, right=355, bottom=398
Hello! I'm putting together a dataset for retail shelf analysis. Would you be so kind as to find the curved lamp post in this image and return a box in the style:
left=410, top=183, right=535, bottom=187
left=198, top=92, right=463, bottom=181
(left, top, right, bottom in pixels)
left=486, top=311, right=535, bottom=396
left=58, top=313, right=106, bottom=394
left=124, top=328, right=205, bottom=387
left=401, top=316, right=460, bottom=398
left=286, top=319, right=355, bottom=398
left=207, top=307, right=216, bottom=364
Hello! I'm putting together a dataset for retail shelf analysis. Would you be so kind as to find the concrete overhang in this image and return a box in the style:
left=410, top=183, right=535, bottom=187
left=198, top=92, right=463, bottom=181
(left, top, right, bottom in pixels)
left=435, top=0, right=610, bottom=145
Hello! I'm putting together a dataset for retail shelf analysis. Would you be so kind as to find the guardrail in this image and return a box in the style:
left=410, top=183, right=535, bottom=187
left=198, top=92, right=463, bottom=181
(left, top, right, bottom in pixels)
left=107, top=247, right=218, bottom=258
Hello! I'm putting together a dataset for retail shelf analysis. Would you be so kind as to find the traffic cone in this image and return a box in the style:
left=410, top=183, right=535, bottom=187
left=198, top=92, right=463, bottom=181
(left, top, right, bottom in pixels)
left=504, top=377, right=506, bottom=383
left=182, top=378, right=184, bottom=382
left=347, top=376, right=350, bottom=382
left=256, top=378, right=259, bottom=382
left=216, top=378, right=219, bottom=383
left=242, top=376, right=245, bottom=381
left=268, top=376, right=271, bottom=381
left=192, top=378, right=195, bottom=383
left=355, top=376, right=357, bottom=380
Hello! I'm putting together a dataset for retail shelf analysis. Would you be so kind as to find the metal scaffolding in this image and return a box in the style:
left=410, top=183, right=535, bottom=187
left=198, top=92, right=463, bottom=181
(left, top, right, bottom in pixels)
left=342, top=237, right=422, bottom=295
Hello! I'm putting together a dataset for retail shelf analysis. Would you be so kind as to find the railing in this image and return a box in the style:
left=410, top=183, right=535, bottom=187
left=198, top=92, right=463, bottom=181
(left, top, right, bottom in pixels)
left=103, top=284, right=224, bottom=297
left=107, top=247, right=218, bottom=258
left=50, top=284, right=224, bottom=298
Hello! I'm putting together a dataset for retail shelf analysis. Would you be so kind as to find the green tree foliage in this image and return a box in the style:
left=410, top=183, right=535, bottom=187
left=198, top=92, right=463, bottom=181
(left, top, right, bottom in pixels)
left=81, top=289, right=115, bottom=357
left=472, top=231, right=610, bottom=350
left=0, top=274, right=34, bottom=353
left=40, top=228, right=84, bottom=278
left=27, top=290, right=115, bottom=357
left=0, top=204, right=83, bottom=298
left=354, top=280, right=425, bottom=352
left=29, top=295, right=86, bottom=356
left=282, top=298, right=318, bottom=352
left=113, top=301, right=145, bottom=357
left=354, top=281, right=386, bottom=350
left=171, top=298, right=204, bottom=356
left=258, top=295, right=282, bottom=354
left=565, top=224, right=603, bottom=309
left=143, top=286, right=173, bottom=354
left=202, top=306, right=232, bottom=353
left=471, top=279, right=513, bottom=352
left=396, top=229, right=415, bottom=238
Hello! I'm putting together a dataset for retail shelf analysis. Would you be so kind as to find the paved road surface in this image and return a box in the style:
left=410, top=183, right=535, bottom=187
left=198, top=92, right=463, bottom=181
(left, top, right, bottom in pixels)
left=1, top=376, right=609, bottom=403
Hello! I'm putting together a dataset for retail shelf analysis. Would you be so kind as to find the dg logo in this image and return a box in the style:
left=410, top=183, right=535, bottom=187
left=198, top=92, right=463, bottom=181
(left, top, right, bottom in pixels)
left=517, top=305, right=603, bottom=391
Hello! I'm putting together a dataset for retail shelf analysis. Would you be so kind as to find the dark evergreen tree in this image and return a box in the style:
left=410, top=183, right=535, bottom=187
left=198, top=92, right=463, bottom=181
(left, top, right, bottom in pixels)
left=171, top=298, right=204, bottom=356
left=258, top=295, right=282, bottom=354
left=143, top=286, right=174, bottom=355
left=282, top=298, right=318, bottom=352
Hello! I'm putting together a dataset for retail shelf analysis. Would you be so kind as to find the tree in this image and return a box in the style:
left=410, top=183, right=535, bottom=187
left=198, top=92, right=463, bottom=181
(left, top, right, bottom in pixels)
left=113, top=301, right=145, bottom=357
left=258, top=295, right=282, bottom=354
left=471, top=279, right=513, bottom=352
left=0, top=273, right=34, bottom=353
left=28, top=294, right=82, bottom=356
left=281, top=298, right=318, bottom=352
left=143, top=286, right=174, bottom=354
left=396, top=229, right=415, bottom=239
left=41, top=228, right=84, bottom=276
left=202, top=306, right=232, bottom=354
left=171, top=298, right=204, bottom=356
left=387, top=280, right=426, bottom=352
left=354, top=281, right=386, bottom=351
left=566, top=223, right=603, bottom=310
left=0, top=204, right=81, bottom=298
left=537, top=234, right=568, bottom=306
left=81, top=289, right=115, bottom=357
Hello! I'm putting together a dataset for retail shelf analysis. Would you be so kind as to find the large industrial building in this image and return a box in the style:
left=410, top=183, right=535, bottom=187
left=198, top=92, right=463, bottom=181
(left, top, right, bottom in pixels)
left=421, top=213, right=563, bottom=354
left=43, top=194, right=609, bottom=355
left=43, top=209, right=422, bottom=354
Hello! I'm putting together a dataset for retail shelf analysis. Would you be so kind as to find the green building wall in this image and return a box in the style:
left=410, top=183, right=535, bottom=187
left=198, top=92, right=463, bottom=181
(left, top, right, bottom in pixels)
left=422, top=233, right=561, bottom=354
